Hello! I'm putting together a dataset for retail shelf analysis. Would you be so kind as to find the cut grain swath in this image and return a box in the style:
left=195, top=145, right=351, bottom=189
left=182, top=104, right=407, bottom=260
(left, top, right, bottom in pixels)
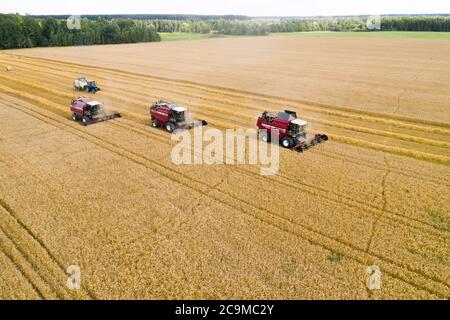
left=332, top=134, right=450, bottom=165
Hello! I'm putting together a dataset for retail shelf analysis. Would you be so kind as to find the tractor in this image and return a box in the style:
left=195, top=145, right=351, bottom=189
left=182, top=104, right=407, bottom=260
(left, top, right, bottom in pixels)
left=74, top=77, right=101, bottom=93
left=150, top=100, right=207, bottom=132
left=70, top=97, right=121, bottom=126
left=257, top=110, right=328, bottom=152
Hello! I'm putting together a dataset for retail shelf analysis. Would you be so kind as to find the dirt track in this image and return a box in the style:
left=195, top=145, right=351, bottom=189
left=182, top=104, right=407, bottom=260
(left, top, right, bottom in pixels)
left=0, top=36, right=449, bottom=299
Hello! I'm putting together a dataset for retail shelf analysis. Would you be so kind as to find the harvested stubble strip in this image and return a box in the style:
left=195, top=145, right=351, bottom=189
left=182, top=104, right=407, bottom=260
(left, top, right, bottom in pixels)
left=1, top=74, right=449, bottom=167
left=332, top=134, right=450, bottom=166
left=6, top=52, right=450, bottom=130
left=2, top=56, right=450, bottom=143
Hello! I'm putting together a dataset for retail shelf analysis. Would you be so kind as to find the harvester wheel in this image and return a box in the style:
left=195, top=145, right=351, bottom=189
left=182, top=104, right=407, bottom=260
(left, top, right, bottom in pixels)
left=151, top=119, right=159, bottom=128
left=81, top=116, right=90, bottom=125
left=281, top=136, right=294, bottom=148
left=72, top=113, right=79, bottom=121
left=166, top=122, right=176, bottom=133
left=260, top=132, right=270, bottom=143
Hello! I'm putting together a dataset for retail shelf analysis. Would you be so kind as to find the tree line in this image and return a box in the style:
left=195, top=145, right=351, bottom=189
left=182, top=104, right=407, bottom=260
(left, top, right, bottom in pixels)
left=32, top=14, right=250, bottom=21
left=1, top=14, right=449, bottom=50
left=0, top=14, right=161, bottom=49
left=150, top=15, right=450, bottom=35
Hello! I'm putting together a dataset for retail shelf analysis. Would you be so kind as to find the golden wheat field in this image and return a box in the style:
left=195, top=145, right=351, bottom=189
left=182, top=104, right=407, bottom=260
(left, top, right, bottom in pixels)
left=0, top=36, right=449, bottom=300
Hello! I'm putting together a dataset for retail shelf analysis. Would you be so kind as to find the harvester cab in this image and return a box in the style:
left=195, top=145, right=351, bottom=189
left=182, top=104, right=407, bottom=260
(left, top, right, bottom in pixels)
left=257, top=110, right=328, bottom=152
left=150, top=100, right=207, bottom=133
left=70, top=97, right=121, bottom=126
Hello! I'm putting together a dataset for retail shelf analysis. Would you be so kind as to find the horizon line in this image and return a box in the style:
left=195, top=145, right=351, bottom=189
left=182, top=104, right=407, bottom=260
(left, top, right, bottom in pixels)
left=2, top=12, right=450, bottom=18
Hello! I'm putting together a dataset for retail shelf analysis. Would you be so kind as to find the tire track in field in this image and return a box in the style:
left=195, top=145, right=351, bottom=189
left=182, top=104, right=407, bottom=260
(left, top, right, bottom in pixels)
left=314, top=149, right=450, bottom=187
left=0, top=175, right=96, bottom=299
left=6, top=53, right=450, bottom=131
left=2, top=94, right=448, bottom=299
left=0, top=201, right=68, bottom=299
left=365, top=156, right=391, bottom=253
left=0, top=224, right=45, bottom=299
left=0, top=80, right=446, bottom=240
left=109, top=72, right=450, bottom=137
left=0, top=150, right=101, bottom=299
left=2, top=60, right=450, bottom=166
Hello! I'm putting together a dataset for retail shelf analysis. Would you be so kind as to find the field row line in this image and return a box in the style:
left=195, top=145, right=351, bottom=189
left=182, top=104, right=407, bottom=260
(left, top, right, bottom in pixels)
left=313, top=148, right=450, bottom=187
left=104, top=71, right=450, bottom=137
left=0, top=210, right=46, bottom=299
left=0, top=136, right=97, bottom=300
left=4, top=56, right=450, bottom=139
left=0, top=199, right=92, bottom=299
left=7, top=53, right=450, bottom=130
left=3, top=70, right=448, bottom=167
left=2, top=91, right=448, bottom=298
left=365, top=156, right=391, bottom=253
left=75, top=78, right=450, bottom=165
left=82, top=68, right=450, bottom=147
left=4, top=56, right=450, bottom=163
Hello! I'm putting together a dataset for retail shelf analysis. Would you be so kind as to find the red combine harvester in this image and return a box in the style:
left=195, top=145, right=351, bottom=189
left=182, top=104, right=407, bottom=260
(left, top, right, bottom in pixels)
left=150, top=100, right=207, bottom=132
left=70, top=97, right=121, bottom=126
left=257, top=110, right=328, bottom=152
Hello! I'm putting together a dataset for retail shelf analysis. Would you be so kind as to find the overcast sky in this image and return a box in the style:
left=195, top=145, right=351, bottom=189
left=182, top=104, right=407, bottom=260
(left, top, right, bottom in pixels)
left=1, top=0, right=449, bottom=16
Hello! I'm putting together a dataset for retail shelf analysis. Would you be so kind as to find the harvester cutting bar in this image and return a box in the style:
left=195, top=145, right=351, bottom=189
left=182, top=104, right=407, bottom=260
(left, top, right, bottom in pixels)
left=294, top=134, right=329, bottom=153
left=82, top=113, right=122, bottom=126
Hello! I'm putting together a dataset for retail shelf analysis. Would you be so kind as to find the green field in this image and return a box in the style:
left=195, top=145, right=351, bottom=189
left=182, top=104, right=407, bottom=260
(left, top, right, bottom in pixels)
left=269, top=31, right=450, bottom=40
left=160, top=31, right=450, bottom=42
left=159, top=32, right=218, bottom=41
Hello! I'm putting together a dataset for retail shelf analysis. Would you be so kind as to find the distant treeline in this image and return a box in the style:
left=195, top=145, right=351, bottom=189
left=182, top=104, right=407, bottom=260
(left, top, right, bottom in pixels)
left=32, top=14, right=250, bottom=21
left=150, top=15, right=450, bottom=34
left=382, top=16, right=450, bottom=31
left=0, top=14, right=161, bottom=49
left=1, top=14, right=450, bottom=50
left=153, top=19, right=270, bottom=35
left=267, top=16, right=450, bottom=32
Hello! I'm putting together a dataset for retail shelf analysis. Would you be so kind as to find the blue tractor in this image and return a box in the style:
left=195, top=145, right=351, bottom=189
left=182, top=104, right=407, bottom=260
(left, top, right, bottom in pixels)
left=74, top=77, right=101, bottom=94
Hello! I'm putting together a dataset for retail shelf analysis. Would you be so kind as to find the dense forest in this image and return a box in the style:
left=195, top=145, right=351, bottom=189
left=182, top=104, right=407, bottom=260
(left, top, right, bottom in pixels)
left=1, top=14, right=449, bottom=50
left=0, top=14, right=161, bottom=49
